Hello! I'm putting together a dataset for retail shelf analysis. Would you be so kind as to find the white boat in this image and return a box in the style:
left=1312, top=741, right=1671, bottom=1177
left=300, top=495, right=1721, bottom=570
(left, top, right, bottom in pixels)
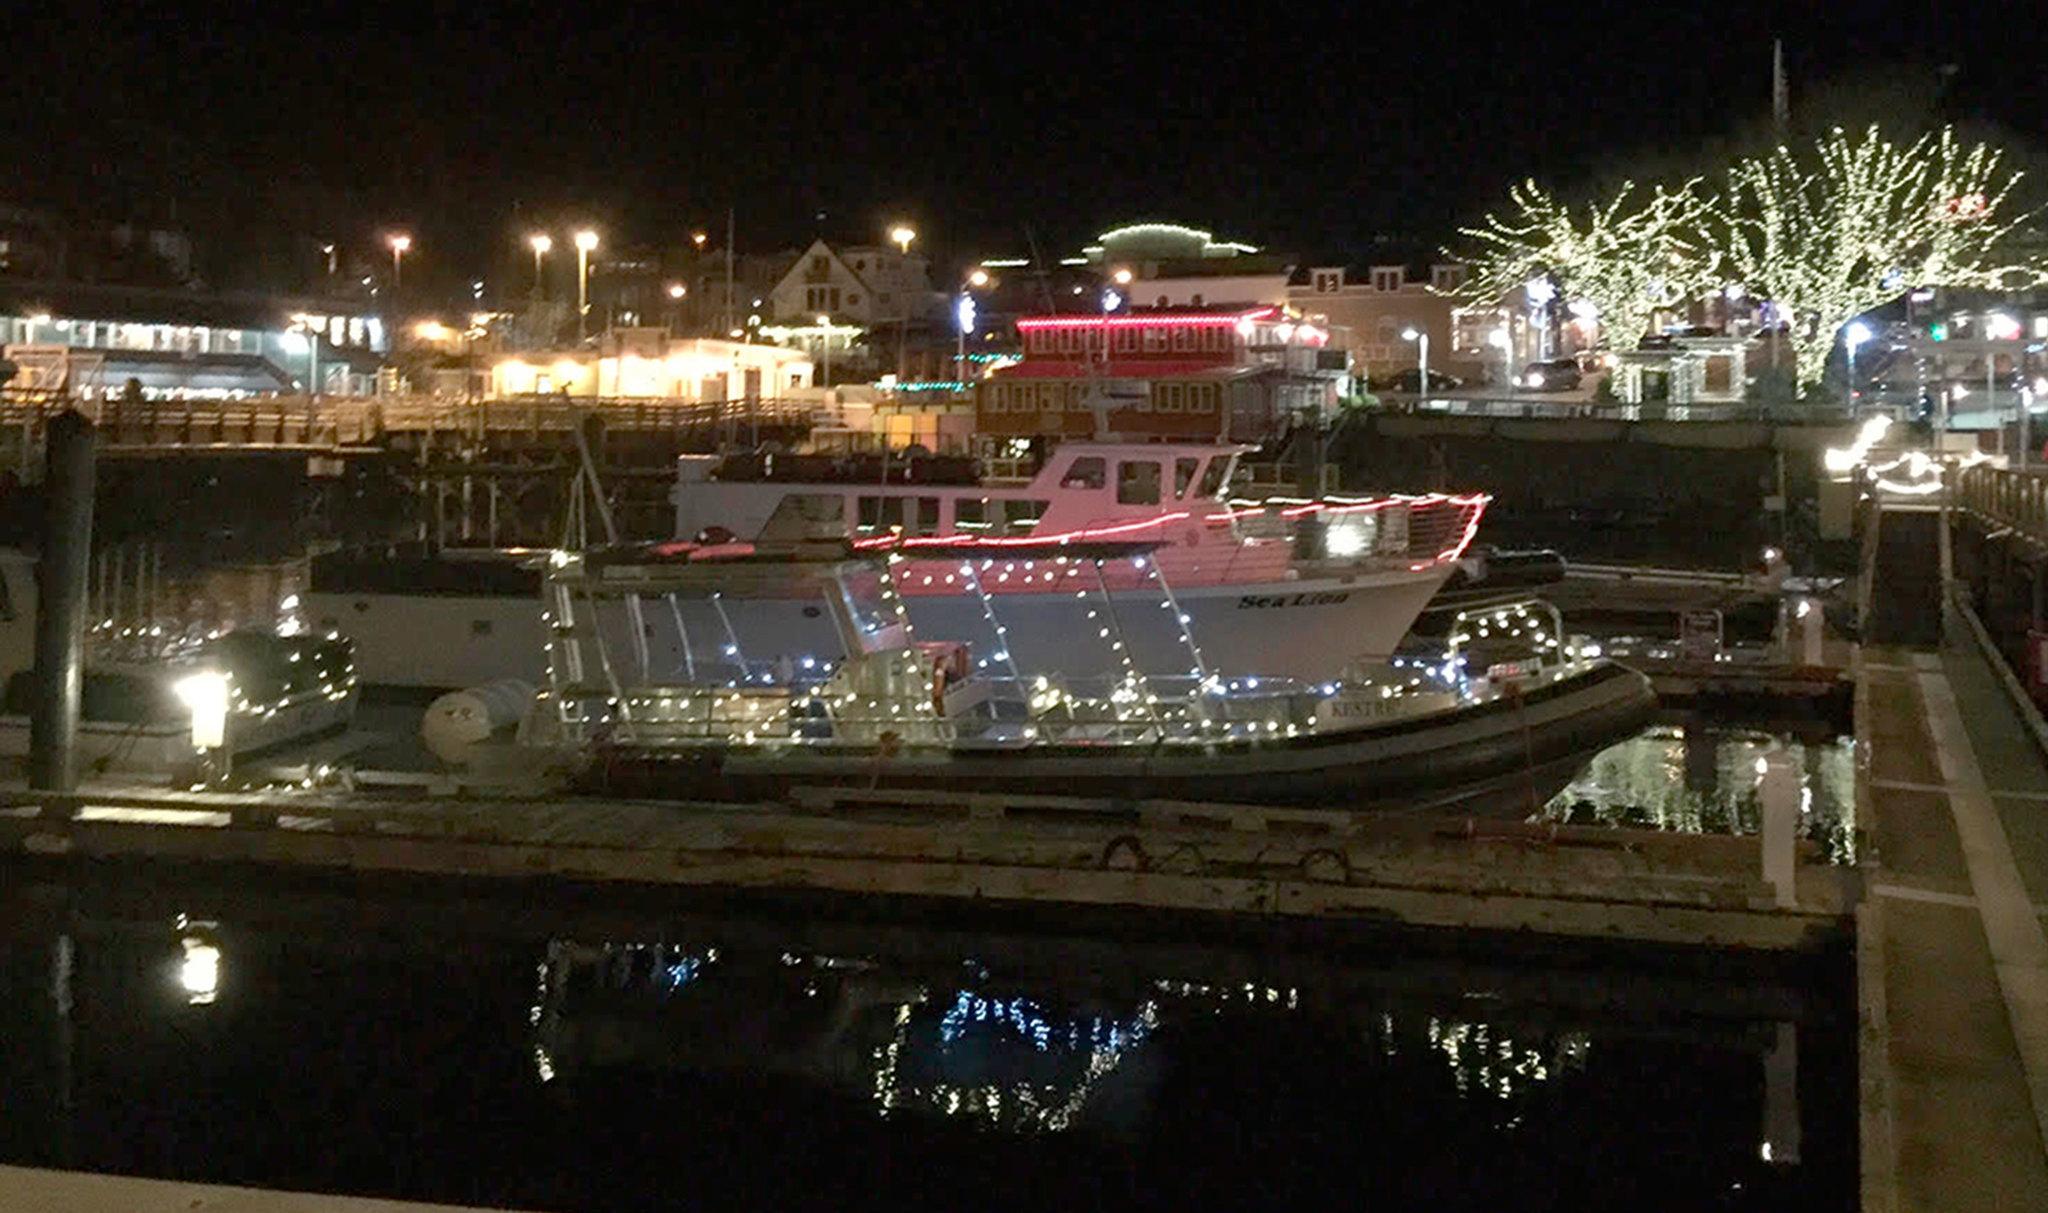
left=308, top=441, right=1485, bottom=689
left=522, top=540, right=1655, bottom=811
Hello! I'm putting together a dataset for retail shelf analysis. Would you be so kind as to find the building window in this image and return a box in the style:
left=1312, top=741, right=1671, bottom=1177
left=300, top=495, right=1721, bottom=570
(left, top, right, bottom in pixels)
left=854, top=259, right=866, bottom=272
left=1158, top=383, right=1184, bottom=412
left=1191, top=384, right=1218, bottom=415
left=1431, top=265, right=1466, bottom=291
left=1313, top=270, right=1343, bottom=293
left=847, top=293, right=860, bottom=305
left=810, top=255, right=829, bottom=275
left=1372, top=268, right=1403, bottom=292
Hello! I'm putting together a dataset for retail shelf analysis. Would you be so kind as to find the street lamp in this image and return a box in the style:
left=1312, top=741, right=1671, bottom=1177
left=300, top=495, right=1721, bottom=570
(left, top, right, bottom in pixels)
left=955, top=292, right=977, bottom=394
left=1488, top=327, right=1512, bottom=390
left=817, top=314, right=832, bottom=388
left=692, top=231, right=708, bottom=251
left=666, top=282, right=686, bottom=332
left=528, top=233, right=553, bottom=301
left=1844, top=320, right=1873, bottom=413
left=888, top=225, right=916, bottom=382
left=1111, top=267, right=1134, bottom=286
left=387, top=233, right=411, bottom=289
left=967, top=268, right=991, bottom=288
left=1402, top=326, right=1430, bottom=397
left=574, top=229, right=599, bottom=339
left=286, top=313, right=322, bottom=399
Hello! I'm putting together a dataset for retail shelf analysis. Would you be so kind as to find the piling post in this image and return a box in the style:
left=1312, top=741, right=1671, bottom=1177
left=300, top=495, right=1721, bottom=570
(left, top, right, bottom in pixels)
left=29, top=410, right=96, bottom=791
left=1757, top=748, right=1800, bottom=909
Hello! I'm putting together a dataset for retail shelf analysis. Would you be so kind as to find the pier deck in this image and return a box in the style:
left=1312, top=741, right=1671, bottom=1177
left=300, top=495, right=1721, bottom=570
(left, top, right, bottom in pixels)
left=1860, top=614, right=2048, bottom=1211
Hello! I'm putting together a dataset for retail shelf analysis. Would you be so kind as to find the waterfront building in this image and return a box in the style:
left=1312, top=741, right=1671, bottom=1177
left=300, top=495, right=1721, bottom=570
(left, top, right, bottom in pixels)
left=0, top=279, right=386, bottom=399
left=975, top=304, right=1347, bottom=443
left=486, top=328, right=812, bottom=401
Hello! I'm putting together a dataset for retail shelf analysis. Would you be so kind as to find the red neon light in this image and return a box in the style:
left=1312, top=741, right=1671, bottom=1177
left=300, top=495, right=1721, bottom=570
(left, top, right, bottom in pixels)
left=853, top=512, right=1195, bottom=552
left=1015, top=307, right=1277, bottom=331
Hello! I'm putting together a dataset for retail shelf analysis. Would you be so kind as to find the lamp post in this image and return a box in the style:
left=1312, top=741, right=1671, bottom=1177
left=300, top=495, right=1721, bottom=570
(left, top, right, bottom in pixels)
left=955, top=291, right=977, bottom=397
left=387, top=233, right=411, bottom=290
left=287, top=314, right=321, bottom=400
left=574, top=229, right=599, bottom=340
left=667, top=282, right=686, bottom=333
left=1488, top=327, right=1511, bottom=391
left=1402, top=326, right=1430, bottom=397
left=528, top=233, right=552, bottom=303
left=817, top=314, right=832, bottom=389
left=888, top=225, right=916, bottom=385
left=1844, top=320, right=1873, bottom=415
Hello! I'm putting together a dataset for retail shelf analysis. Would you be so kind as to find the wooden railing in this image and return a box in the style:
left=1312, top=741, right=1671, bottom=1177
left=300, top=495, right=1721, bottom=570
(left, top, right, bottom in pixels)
left=1958, top=463, right=2048, bottom=539
left=0, top=393, right=826, bottom=451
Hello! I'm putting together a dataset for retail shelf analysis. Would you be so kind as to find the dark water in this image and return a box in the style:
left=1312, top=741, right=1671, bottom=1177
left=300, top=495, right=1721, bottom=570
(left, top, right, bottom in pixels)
left=0, top=869, right=1854, bottom=1211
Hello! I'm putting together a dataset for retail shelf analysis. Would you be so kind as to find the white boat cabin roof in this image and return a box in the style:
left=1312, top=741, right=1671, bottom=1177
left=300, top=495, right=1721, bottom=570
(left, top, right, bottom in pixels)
left=672, top=442, right=1256, bottom=541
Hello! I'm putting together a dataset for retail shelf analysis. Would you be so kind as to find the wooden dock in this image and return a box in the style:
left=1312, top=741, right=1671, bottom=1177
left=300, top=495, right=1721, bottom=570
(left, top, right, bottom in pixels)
left=1857, top=606, right=2048, bottom=1211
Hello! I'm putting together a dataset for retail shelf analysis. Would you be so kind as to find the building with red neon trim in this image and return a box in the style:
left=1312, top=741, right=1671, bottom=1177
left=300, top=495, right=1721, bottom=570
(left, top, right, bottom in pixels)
left=977, top=304, right=1350, bottom=443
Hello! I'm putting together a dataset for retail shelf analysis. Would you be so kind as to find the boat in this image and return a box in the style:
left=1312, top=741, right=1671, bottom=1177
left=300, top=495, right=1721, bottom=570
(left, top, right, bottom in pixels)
left=0, top=549, right=359, bottom=775
left=519, top=537, right=1655, bottom=812
left=309, top=441, right=1487, bottom=688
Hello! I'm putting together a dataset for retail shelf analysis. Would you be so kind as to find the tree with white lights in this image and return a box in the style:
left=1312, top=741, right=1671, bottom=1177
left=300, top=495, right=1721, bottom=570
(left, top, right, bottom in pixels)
left=1453, top=179, right=1720, bottom=350
left=1721, top=125, right=2043, bottom=390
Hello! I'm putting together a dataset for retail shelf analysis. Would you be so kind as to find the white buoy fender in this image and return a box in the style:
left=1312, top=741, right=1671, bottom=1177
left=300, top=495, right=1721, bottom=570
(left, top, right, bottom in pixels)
left=422, top=679, right=536, bottom=766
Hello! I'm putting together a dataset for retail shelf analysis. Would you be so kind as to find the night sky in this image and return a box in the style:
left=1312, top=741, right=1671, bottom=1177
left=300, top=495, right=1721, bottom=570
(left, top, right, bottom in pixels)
left=7, top=2, right=2047, bottom=296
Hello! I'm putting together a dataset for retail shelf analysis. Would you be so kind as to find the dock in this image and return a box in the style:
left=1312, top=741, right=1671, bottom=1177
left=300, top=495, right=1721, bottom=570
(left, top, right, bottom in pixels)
left=1859, top=607, right=2048, bottom=1211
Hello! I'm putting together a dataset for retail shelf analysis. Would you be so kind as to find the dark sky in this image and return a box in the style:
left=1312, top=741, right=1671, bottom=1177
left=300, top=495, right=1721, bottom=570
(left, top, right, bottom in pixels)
left=8, top=1, right=2047, bottom=296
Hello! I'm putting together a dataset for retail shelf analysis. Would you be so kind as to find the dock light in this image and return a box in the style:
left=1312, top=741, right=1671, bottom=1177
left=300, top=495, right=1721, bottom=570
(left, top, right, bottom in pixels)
left=174, top=670, right=230, bottom=751
left=968, top=268, right=991, bottom=288
left=1112, top=267, right=1134, bottom=286
left=179, top=937, right=220, bottom=1004
left=667, top=282, right=686, bottom=299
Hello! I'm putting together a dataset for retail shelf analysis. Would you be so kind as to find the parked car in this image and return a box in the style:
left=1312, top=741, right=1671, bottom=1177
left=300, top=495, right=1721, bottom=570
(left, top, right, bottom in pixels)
left=1519, top=358, right=1582, bottom=391
left=1370, top=368, right=1465, bottom=393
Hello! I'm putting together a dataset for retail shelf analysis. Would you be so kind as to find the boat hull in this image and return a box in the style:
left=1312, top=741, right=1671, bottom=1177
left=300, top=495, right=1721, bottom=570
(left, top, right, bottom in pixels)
left=310, top=564, right=1454, bottom=688
left=577, top=661, right=1657, bottom=812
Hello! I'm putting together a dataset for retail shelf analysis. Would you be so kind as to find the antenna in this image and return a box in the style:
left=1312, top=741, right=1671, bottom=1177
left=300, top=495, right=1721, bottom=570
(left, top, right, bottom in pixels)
left=1772, top=39, right=1790, bottom=132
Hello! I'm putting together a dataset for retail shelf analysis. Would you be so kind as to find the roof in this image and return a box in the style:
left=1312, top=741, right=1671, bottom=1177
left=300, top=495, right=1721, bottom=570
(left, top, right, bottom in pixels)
left=1016, top=305, right=1278, bottom=325
left=992, top=359, right=1266, bottom=379
left=0, top=277, right=372, bottom=331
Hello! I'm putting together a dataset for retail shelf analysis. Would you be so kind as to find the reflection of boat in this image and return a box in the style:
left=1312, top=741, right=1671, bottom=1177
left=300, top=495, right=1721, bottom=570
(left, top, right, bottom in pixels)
left=526, top=538, right=1655, bottom=810
left=306, top=442, right=1489, bottom=688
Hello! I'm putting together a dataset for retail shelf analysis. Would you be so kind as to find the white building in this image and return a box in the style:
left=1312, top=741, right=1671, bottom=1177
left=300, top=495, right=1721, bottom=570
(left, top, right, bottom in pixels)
left=766, top=239, right=931, bottom=328
left=488, top=329, right=812, bottom=401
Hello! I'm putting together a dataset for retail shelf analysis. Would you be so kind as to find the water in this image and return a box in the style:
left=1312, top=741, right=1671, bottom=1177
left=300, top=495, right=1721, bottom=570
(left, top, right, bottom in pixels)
left=0, top=870, right=1854, bottom=1211
left=1544, top=720, right=1858, bottom=862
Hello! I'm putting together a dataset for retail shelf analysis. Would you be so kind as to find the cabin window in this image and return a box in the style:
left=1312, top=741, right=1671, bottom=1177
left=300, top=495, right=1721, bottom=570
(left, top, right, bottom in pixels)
left=857, top=496, right=910, bottom=534
left=954, top=498, right=991, bottom=530
left=1190, top=384, right=1218, bottom=414
left=1198, top=459, right=1230, bottom=498
left=1174, top=457, right=1200, bottom=498
left=1172, top=326, right=1193, bottom=352
left=1158, top=384, right=1185, bottom=413
left=1060, top=457, right=1105, bottom=490
left=1115, top=327, right=1139, bottom=354
left=761, top=493, right=845, bottom=541
left=1002, top=499, right=1049, bottom=534
left=1142, top=327, right=1168, bottom=353
left=1117, top=460, right=1162, bottom=506
left=914, top=497, right=941, bottom=535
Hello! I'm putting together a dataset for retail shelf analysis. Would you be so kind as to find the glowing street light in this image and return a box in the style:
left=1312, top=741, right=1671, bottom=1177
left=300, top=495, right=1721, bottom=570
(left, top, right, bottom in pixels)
left=967, top=268, right=991, bottom=288
left=692, top=231, right=708, bottom=250
left=1111, top=267, right=1134, bottom=286
left=1402, top=326, right=1431, bottom=396
left=574, top=229, right=599, bottom=339
left=817, top=313, right=833, bottom=387
left=667, top=282, right=687, bottom=300
left=889, top=225, right=917, bottom=255
left=1844, top=320, right=1874, bottom=412
left=387, top=233, right=411, bottom=289
left=286, top=312, right=323, bottom=399
left=528, top=233, right=553, bottom=300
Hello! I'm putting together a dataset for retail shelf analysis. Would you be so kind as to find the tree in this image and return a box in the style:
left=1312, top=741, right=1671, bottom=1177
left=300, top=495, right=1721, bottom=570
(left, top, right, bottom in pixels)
left=1452, top=179, right=1720, bottom=351
left=1721, top=125, right=2043, bottom=389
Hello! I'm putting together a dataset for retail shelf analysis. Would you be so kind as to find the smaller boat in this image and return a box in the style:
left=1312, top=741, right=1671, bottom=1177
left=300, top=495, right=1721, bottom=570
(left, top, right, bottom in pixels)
left=521, top=536, right=1654, bottom=812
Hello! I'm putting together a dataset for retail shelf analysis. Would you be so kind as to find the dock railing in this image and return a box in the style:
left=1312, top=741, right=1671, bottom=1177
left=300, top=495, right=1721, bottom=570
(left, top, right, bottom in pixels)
left=1957, top=462, right=2048, bottom=539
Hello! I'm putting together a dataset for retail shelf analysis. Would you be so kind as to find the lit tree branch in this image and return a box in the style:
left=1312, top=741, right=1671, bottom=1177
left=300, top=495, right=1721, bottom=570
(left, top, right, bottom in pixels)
left=1721, top=125, right=2044, bottom=389
left=1451, top=179, right=1720, bottom=350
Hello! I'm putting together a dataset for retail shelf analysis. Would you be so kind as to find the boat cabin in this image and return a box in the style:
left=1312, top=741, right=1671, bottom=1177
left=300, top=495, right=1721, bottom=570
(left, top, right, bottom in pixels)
left=671, top=442, right=1250, bottom=545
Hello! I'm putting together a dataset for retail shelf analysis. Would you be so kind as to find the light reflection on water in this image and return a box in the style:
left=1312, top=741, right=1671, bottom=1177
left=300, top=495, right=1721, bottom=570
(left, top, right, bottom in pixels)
left=1542, top=722, right=1857, bottom=863
left=0, top=881, right=1856, bottom=1211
